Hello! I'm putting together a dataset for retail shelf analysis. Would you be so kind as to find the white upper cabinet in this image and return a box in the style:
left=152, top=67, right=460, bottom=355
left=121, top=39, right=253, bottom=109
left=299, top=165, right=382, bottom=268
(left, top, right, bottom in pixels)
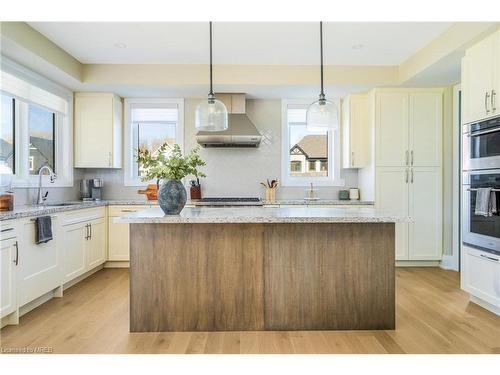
left=375, top=90, right=442, bottom=168
left=375, top=93, right=409, bottom=167
left=461, top=30, right=500, bottom=124
left=409, top=93, right=442, bottom=167
left=74, top=92, right=123, bottom=168
left=342, top=94, right=369, bottom=168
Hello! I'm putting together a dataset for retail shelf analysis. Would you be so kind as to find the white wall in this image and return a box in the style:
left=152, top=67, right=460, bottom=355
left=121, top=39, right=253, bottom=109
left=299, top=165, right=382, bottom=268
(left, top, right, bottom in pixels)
left=83, top=98, right=358, bottom=201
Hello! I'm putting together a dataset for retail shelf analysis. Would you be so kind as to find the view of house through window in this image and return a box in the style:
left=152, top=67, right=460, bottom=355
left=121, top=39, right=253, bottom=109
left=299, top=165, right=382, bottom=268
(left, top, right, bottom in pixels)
left=288, top=107, right=329, bottom=177
left=131, top=107, right=179, bottom=178
left=28, top=104, right=55, bottom=174
left=1, top=94, right=15, bottom=173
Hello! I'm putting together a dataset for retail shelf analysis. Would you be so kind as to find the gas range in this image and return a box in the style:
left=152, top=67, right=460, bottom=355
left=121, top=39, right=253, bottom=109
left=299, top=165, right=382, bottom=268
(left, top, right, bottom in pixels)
left=192, top=197, right=263, bottom=207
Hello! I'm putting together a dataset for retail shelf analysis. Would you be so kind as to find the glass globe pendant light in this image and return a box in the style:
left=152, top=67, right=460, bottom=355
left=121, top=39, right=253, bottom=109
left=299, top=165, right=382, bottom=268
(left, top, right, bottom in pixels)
left=195, top=21, right=228, bottom=131
left=306, top=21, right=339, bottom=131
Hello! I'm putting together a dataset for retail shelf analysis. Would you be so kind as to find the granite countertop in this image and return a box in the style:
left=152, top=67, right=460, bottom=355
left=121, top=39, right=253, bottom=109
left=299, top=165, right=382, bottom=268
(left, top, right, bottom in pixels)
left=0, top=199, right=374, bottom=222
left=261, top=199, right=373, bottom=206
left=0, top=200, right=158, bottom=221
left=117, top=206, right=404, bottom=224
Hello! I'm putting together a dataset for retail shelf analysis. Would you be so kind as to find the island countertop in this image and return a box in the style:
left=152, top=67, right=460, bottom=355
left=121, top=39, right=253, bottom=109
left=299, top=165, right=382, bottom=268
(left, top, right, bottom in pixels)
left=117, top=206, right=404, bottom=224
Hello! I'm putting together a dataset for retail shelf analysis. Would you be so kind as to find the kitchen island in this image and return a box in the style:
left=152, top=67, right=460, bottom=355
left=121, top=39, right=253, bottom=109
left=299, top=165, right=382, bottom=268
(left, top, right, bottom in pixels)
left=118, top=206, right=401, bottom=332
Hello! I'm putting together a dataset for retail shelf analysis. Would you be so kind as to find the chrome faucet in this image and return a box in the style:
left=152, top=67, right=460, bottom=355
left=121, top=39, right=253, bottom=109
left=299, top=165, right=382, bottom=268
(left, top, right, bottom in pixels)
left=36, top=165, right=57, bottom=205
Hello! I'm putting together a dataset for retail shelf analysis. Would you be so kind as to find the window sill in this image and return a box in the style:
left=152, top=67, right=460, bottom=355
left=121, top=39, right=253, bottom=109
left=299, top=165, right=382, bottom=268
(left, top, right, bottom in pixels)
left=280, top=178, right=346, bottom=187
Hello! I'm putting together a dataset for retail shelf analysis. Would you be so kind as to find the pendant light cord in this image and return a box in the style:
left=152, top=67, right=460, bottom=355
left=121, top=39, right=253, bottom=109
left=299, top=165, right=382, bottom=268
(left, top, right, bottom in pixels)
left=209, top=21, right=214, bottom=98
left=319, top=21, right=325, bottom=99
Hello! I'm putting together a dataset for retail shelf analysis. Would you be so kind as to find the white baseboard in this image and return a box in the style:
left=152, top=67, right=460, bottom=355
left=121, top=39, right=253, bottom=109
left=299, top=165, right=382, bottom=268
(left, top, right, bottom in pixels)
left=104, top=261, right=130, bottom=268
left=396, top=260, right=440, bottom=267
left=470, top=295, right=500, bottom=316
left=63, top=264, right=104, bottom=290
left=18, top=286, right=63, bottom=317
left=439, top=254, right=459, bottom=271
left=1, top=310, right=19, bottom=328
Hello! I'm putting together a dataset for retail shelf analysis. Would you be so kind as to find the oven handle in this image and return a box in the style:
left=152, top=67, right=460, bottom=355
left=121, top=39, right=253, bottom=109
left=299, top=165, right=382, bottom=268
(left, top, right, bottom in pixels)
left=480, top=254, right=499, bottom=262
left=467, top=127, right=500, bottom=137
left=467, top=188, right=500, bottom=192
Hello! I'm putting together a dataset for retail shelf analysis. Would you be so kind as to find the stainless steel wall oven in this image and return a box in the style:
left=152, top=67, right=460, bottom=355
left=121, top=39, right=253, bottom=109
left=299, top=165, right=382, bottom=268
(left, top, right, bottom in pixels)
left=462, top=169, right=500, bottom=255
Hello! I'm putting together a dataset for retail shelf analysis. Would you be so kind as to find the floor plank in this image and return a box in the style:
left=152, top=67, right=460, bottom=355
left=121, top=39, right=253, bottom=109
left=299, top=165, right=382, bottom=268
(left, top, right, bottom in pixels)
left=1, top=268, right=499, bottom=354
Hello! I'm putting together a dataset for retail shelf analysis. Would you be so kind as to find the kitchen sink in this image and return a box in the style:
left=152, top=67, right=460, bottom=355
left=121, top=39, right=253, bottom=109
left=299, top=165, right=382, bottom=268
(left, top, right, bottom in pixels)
left=42, top=202, right=85, bottom=207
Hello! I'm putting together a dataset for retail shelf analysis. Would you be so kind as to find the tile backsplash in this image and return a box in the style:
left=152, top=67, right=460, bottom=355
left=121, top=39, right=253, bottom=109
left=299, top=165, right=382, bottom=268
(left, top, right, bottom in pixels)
left=81, top=99, right=358, bottom=201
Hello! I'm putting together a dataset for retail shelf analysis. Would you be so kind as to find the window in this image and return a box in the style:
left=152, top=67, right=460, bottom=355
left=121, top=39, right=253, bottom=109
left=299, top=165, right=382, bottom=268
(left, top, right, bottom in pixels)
left=1, top=94, right=15, bottom=173
left=1, top=58, right=73, bottom=187
left=28, top=104, right=55, bottom=175
left=281, top=99, right=343, bottom=186
left=124, top=99, right=184, bottom=186
left=308, top=160, right=317, bottom=172
left=290, top=160, right=302, bottom=172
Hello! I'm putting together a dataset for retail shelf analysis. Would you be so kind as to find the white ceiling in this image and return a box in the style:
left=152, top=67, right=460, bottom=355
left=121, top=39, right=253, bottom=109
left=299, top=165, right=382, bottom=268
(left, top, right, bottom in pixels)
left=28, top=22, right=452, bottom=65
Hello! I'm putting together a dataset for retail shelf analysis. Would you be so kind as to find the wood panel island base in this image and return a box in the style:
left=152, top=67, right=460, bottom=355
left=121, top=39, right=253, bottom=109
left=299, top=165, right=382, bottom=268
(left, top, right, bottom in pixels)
left=121, top=207, right=398, bottom=332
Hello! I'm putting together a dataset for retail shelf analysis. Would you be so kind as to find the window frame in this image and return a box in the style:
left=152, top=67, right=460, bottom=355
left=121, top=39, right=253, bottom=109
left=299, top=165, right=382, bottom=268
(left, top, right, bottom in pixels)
left=123, top=98, right=184, bottom=187
left=281, top=99, right=344, bottom=187
left=1, top=58, right=73, bottom=188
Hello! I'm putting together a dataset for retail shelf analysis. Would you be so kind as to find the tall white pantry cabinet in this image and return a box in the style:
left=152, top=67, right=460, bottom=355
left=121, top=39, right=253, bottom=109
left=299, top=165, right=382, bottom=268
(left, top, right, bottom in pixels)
left=360, top=88, right=443, bottom=261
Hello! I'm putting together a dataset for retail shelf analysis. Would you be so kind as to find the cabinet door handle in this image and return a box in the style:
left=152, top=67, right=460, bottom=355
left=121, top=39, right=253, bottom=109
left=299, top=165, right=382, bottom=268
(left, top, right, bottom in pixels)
left=485, top=92, right=490, bottom=113
left=13, top=241, right=19, bottom=266
left=351, top=152, right=354, bottom=167
left=405, top=169, right=408, bottom=183
left=492, top=90, right=497, bottom=112
left=85, top=224, right=89, bottom=240
left=410, top=169, right=414, bottom=183
left=108, top=152, right=112, bottom=167
left=89, top=223, right=92, bottom=240
left=410, top=151, right=414, bottom=166
left=480, top=254, right=498, bottom=262
left=405, top=150, right=409, bottom=166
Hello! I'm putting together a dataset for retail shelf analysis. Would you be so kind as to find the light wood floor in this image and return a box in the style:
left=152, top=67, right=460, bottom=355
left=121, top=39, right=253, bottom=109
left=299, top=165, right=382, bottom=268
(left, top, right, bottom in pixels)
left=1, top=268, right=499, bottom=354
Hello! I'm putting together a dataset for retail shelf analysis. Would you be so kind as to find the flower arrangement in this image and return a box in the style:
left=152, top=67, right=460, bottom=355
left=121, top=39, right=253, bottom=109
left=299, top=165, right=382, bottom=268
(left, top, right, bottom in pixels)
left=136, top=143, right=206, bottom=182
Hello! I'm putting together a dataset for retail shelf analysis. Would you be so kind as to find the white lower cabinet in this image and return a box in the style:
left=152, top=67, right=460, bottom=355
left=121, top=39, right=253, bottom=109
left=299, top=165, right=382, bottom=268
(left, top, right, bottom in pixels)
left=376, top=166, right=442, bottom=261
left=1, top=236, right=18, bottom=319
left=108, top=205, right=150, bottom=261
left=376, top=167, right=409, bottom=260
left=462, top=245, right=500, bottom=312
left=62, top=222, right=87, bottom=282
left=17, top=217, right=62, bottom=307
left=86, top=218, right=106, bottom=269
left=62, top=209, right=106, bottom=282
left=408, top=168, right=442, bottom=260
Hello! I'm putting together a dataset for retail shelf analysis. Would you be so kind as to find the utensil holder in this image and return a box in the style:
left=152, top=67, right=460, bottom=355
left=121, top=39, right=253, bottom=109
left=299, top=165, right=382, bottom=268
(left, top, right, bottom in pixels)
left=190, top=185, right=201, bottom=200
left=265, top=187, right=276, bottom=202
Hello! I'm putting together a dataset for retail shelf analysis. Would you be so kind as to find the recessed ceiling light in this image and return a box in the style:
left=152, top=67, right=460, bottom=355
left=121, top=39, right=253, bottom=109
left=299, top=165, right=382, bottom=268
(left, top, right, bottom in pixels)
left=114, top=42, right=127, bottom=49
left=352, top=44, right=364, bottom=50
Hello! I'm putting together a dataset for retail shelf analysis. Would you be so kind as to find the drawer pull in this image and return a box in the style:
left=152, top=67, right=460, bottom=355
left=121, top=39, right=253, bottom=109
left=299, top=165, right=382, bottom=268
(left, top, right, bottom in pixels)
left=480, top=254, right=499, bottom=262
left=121, top=209, right=136, bottom=213
left=1, top=228, right=14, bottom=232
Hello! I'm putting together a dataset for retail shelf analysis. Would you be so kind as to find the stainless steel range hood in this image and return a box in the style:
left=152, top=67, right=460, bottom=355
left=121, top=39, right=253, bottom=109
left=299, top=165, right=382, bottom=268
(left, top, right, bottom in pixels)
left=196, top=94, right=262, bottom=148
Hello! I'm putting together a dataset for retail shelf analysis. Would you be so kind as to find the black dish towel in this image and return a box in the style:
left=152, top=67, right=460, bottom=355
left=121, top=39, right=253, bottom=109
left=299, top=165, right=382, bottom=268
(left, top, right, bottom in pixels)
left=36, top=216, right=53, bottom=244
